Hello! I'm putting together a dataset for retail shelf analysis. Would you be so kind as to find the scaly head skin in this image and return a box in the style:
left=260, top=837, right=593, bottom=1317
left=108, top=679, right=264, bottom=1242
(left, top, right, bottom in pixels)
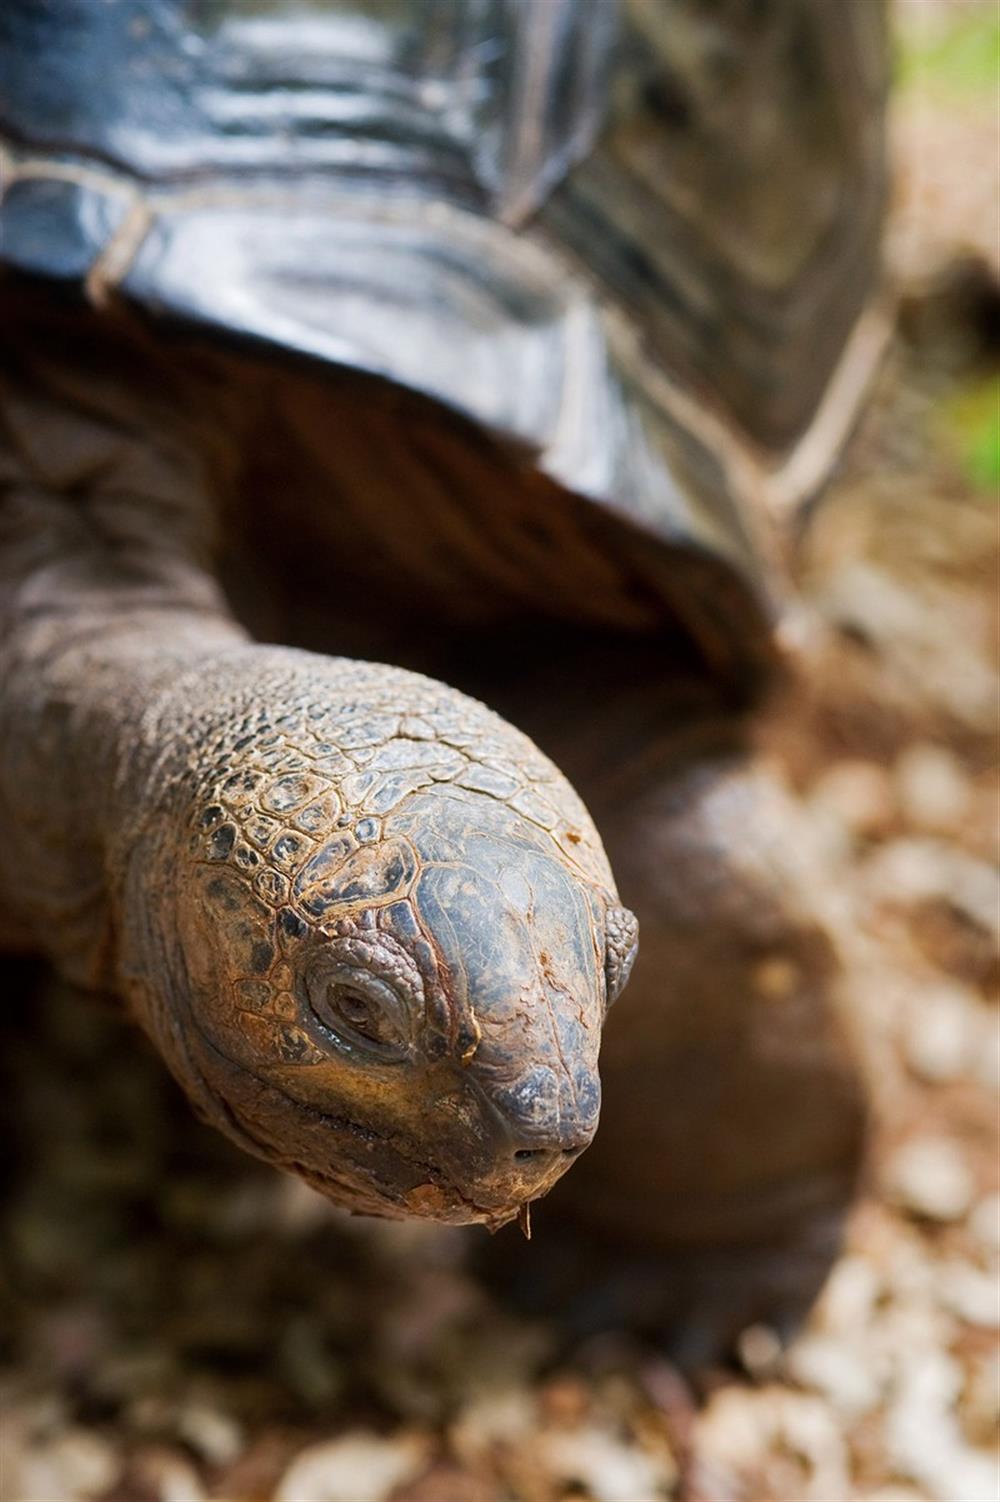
left=119, top=648, right=637, bottom=1228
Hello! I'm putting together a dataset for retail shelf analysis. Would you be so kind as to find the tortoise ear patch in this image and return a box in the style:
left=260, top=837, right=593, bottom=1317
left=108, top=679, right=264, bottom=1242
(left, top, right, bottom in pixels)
left=604, top=905, right=639, bottom=1006
left=294, top=836, right=417, bottom=919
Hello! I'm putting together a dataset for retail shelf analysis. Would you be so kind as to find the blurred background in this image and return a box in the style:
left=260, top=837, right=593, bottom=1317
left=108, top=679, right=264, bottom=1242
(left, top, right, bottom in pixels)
left=1, top=1, right=997, bottom=1499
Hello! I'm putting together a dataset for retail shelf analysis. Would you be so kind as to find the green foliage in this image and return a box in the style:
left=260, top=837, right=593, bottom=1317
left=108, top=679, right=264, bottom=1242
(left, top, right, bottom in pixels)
left=897, top=5, right=999, bottom=98
left=940, top=376, right=1000, bottom=494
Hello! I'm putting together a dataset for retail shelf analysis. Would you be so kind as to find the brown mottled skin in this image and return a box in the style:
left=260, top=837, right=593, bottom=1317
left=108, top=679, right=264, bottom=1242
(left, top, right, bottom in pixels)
left=0, top=331, right=636, bottom=1231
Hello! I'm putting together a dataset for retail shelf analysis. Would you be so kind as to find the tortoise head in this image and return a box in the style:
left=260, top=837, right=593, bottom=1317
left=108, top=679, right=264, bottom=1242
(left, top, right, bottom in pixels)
left=126, top=662, right=638, bottom=1229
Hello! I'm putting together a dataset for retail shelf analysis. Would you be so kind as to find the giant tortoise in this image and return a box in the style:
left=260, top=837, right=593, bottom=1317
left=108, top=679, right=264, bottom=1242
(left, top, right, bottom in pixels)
left=0, top=0, right=889, bottom=1351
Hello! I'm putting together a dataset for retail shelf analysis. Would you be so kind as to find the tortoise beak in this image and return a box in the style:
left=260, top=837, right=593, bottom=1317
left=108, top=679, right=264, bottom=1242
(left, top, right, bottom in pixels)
left=485, top=1061, right=601, bottom=1158
left=453, top=1058, right=602, bottom=1215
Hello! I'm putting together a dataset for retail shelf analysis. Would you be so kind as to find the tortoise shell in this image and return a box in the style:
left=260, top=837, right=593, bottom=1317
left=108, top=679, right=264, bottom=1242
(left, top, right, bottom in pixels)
left=0, top=0, right=889, bottom=694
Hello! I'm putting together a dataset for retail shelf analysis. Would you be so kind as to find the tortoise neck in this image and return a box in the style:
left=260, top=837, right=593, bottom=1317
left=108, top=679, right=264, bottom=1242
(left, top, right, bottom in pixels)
left=0, top=320, right=246, bottom=984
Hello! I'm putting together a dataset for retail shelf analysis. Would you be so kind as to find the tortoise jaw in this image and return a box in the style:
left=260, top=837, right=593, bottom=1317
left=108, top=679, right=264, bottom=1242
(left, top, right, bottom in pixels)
left=401, top=1181, right=523, bottom=1230
left=399, top=1143, right=576, bottom=1228
left=292, top=1160, right=528, bottom=1230
left=174, top=1011, right=584, bottom=1227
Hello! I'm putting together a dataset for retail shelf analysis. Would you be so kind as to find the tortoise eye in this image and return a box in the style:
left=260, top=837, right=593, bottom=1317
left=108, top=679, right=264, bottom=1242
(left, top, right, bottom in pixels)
left=305, top=965, right=410, bottom=1059
left=326, top=983, right=402, bottom=1047
left=336, top=986, right=376, bottom=1032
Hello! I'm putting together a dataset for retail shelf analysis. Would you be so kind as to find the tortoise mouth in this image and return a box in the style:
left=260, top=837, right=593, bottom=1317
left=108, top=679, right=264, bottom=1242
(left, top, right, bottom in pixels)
left=203, top=1053, right=550, bottom=1226
left=177, top=996, right=578, bottom=1226
left=276, top=1094, right=568, bottom=1228
left=255, top=1082, right=574, bottom=1228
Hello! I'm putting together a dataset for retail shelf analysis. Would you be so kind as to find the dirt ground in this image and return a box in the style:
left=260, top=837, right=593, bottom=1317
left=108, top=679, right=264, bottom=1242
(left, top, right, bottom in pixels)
left=1, top=5, right=997, bottom=1500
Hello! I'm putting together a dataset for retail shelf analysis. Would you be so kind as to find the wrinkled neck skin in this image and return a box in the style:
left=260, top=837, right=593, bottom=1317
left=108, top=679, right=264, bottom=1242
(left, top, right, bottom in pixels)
left=0, top=347, right=243, bottom=981
left=0, top=339, right=636, bottom=1229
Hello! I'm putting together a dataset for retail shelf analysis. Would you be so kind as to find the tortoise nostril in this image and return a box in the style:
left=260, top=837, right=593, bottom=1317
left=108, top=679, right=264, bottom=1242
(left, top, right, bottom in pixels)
left=513, top=1142, right=588, bottom=1163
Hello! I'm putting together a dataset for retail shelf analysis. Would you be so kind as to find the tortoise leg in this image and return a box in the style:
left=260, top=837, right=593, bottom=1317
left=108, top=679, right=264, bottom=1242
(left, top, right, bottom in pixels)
left=487, top=740, right=867, bottom=1361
